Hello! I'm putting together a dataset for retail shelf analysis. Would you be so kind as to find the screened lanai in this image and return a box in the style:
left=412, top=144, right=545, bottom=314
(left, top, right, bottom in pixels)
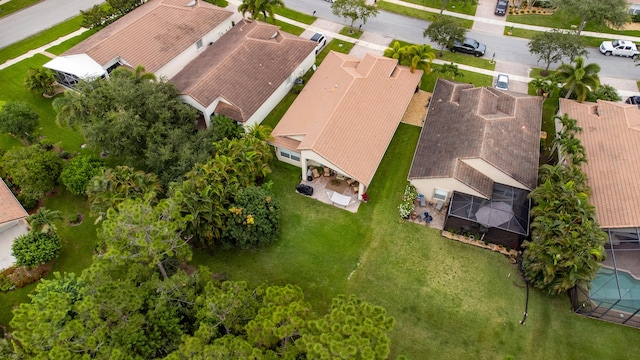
left=573, top=227, right=640, bottom=328
left=444, top=183, right=531, bottom=250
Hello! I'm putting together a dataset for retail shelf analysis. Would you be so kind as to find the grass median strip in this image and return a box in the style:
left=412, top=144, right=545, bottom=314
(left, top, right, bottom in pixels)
left=377, top=1, right=473, bottom=29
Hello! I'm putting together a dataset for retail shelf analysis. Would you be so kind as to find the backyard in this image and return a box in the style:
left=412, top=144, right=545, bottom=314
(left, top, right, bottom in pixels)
left=1, top=10, right=640, bottom=360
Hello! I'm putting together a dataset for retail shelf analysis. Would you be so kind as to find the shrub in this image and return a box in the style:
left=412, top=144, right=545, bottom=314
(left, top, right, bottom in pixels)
left=0, top=101, right=39, bottom=139
left=398, top=184, right=417, bottom=219
left=633, top=14, right=640, bottom=23
left=223, top=186, right=280, bottom=249
left=61, top=155, right=105, bottom=195
left=11, top=232, right=61, bottom=267
left=1, top=145, right=63, bottom=200
left=38, top=138, right=54, bottom=150
left=17, top=194, right=39, bottom=210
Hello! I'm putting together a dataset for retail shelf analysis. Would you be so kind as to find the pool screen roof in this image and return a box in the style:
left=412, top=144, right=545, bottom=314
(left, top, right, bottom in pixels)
left=448, top=183, right=530, bottom=235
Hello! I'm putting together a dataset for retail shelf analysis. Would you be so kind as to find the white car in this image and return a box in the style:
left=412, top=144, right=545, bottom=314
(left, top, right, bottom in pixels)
left=599, top=40, right=640, bottom=59
left=495, top=74, right=509, bottom=90
left=310, top=33, right=327, bottom=54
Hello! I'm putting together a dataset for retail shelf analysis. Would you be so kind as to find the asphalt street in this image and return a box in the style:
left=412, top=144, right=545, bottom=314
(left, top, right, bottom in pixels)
left=0, top=0, right=103, bottom=49
left=286, top=0, right=639, bottom=80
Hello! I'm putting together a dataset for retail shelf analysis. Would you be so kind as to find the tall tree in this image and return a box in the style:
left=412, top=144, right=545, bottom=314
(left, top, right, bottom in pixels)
left=98, top=196, right=192, bottom=280
left=552, top=0, right=630, bottom=35
left=554, top=57, right=601, bottom=102
left=223, top=185, right=281, bottom=249
left=527, top=29, right=587, bottom=75
left=423, top=16, right=467, bottom=57
left=238, top=0, right=285, bottom=24
left=331, top=0, right=379, bottom=30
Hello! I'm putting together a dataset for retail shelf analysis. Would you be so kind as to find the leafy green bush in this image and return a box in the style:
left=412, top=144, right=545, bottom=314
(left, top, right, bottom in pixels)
left=223, top=186, right=280, bottom=249
left=11, top=232, right=61, bottom=267
left=17, top=194, right=38, bottom=210
left=1, top=145, right=63, bottom=200
left=0, top=101, right=39, bottom=139
left=61, top=154, right=104, bottom=195
left=398, top=183, right=417, bottom=218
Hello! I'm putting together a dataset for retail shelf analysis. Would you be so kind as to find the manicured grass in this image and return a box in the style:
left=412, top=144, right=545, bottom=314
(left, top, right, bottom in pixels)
left=421, top=63, right=493, bottom=91
left=0, top=55, right=85, bottom=151
left=339, top=27, right=363, bottom=39
left=392, top=39, right=495, bottom=71
left=0, top=15, right=83, bottom=63
left=316, top=38, right=355, bottom=64
left=503, top=27, right=606, bottom=48
left=637, top=80, right=640, bottom=91
left=400, top=0, right=477, bottom=16
left=46, top=29, right=98, bottom=55
left=378, top=1, right=473, bottom=29
left=275, top=20, right=305, bottom=36
left=274, top=6, right=316, bottom=25
left=0, top=0, right=42, bottom=19
left=262, top=92, right=297, bottom=129
left=529, top=67, right=556, bottom=78
left=507, top=10, right=640, bottom=37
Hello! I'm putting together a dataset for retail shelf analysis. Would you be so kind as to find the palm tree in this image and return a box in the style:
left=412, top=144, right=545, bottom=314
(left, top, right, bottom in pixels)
left=404, top=44, right=436, bottom=74
left=437, top=62, right=463, bottom=80
left=24, top=67, right=57, bottom=97
left=52, top=90, right=87, bottom=128
left=383, top=41, right=406, bottom=61
left=530, top=77, right=556, bottom=99
left=554, top=57, right=600, bottom=103
left=26, top=207, right=62, bottom=235
left=238, top=0, right=284, bottom=24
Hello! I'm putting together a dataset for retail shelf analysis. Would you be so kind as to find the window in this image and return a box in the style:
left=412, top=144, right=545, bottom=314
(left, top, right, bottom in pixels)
left=196, top=39, right=203, bottom=49
left=433, top=188, right=449, bottom=201
left=279, top=149, right=300, bottom=162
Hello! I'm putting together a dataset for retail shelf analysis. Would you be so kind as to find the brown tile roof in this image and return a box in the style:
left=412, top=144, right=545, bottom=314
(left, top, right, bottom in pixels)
left=171, top=20, right=317, bottom=123
left=64, top=0, right=233, bottom=73
left=270, top=51, right=423, bottom=186
left=559, top=98, right=640, bottom=228
left=0, top=178, right=28, bottom=225
left=409, top=79, right=542, bottom=194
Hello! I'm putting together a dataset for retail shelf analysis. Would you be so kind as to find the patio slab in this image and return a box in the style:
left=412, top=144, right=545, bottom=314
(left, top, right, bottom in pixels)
left=298, top=175, right=361, bottom=213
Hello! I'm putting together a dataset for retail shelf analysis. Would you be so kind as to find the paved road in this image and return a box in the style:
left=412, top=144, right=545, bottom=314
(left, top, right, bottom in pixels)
left=284, top=0, right=639, bottom=81
left=0, top=0, right=103, bottom=49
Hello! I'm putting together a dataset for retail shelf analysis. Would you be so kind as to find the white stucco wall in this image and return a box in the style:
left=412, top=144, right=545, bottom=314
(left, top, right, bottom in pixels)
left=461, top=158, right=530, bottom=190
left=410, top=177, right=486, bottom=203
left=159, top=18, right=234, bottom=80
left=274, top=147, right=302, bottom=167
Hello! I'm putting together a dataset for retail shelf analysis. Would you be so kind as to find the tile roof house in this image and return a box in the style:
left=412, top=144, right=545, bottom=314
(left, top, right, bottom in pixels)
left=558, top=100, right=640, bottom=322
left=0, top=178, right=29, bottom=270
left=270, top=51, right=423, bottom=198
left=409, top=79, right=542, bottom=248
left=558, top=98, right=640, bottom=229
left=44, top=0, right=234, bottom=87
left=172, top=19, right=317, bottom=128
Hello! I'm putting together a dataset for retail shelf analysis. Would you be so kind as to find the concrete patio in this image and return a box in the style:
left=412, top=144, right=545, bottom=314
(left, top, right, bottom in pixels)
left=298, top=175, right=362, bottom=213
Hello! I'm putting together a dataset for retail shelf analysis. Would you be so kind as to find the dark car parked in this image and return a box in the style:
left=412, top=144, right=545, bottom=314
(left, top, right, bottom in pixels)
left=449, top=38, right=486, bottom=57
left=626, top=96, right=640, bottom=105
left=494, top=0, right=508, bottom=16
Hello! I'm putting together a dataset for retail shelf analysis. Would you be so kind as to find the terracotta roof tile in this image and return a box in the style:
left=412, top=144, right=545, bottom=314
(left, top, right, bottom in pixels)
left=0, top=178, right=28, bottom=225
left=271, top=51, right=422, bottom=186
left=409, top=79, right=542, bottom=191
left=559, top=98, right=640, bottom=228
left=172, top=20, right=317, bottom=122
left=64, top=0, right=233, bottom=73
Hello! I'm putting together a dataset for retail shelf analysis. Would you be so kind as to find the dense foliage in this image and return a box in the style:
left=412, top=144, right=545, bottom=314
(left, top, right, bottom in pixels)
left=24, top=67, right=56, bottom=97
left=523, top=114, right=607, bottom=294
left=0, top=144, right=62, bottom=201
left=0, top=101, right=39, bottom=141
left=11, top=208, right=63, bottom=267
left=223, top=185, right=280, bottom=249
left=60, top=155, right=105, bottom=195
left=331, top=0, right=379, bottom=30
left=527, top=29, right=587, bottom=73
left=552, top=0, right=630, bottom=35
left=554, top=57, right=600, bottom=103
left=383, top=41, right=435, bottom=74
left=81, top=0, right=145, bottom=29
left=52, top=66, right=218, bottom=185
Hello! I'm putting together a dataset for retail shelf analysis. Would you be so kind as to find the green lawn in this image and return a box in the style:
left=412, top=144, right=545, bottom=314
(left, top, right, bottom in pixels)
left=400, top=0, right=477, bottom=16
left=274, top=6, right=316, bottom=25
left=503, top=27, right=610, bottom=48
left=339, top=27, right=363, bottom=39
left=507, top=10, right=640, bottom=37
left=0, top=0, right=42, bottom=19
left=377, top=1, right=473, bottom=29
left=275, top=20, right=305, bottom=36
left=0, top=15, right=83, bottom=63
left=46, top=29, right=98, bottom=55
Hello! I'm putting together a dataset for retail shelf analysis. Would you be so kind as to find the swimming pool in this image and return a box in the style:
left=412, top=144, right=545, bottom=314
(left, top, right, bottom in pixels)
left=590, top=267, right=640, bottom=312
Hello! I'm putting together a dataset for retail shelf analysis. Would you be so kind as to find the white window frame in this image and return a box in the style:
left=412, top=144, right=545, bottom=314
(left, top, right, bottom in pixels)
left=433, top=188, right=449, bottom=201
left=279, top=148, right=300, bottom=162
left=196, top=38, right=203, bottom=50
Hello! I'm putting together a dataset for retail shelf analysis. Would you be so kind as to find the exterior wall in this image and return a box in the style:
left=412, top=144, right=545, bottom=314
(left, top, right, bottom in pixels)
left=0, top=219, right=20, bottom=234
left=158, top=18, right=234, bottom=80
left=461, top=158, right=530, bottom=190
left=178, top=95, right=209, bottom=122
left=301, top=150, right=351, bottom=181
left=410, top=177, right=486, bottom=203
left=242, top=50, right=316, bottom=129
left=274, top=146, right=302, bottom=167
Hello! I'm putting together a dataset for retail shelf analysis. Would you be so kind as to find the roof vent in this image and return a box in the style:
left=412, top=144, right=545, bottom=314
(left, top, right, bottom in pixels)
left=185, top=0, right=196, bottom=7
